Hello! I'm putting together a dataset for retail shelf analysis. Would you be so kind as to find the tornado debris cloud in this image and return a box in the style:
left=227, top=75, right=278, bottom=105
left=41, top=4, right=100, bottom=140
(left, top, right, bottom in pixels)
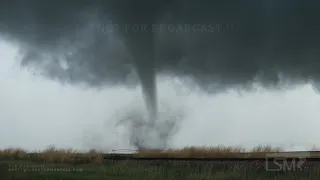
left=1, top=0, right=320, bottom=149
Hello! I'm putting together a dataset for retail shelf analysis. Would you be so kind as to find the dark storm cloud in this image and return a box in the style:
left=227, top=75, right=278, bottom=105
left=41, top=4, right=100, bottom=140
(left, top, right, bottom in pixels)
left=2, top=0, right=320, bottom=150
left=1, top=0, right=320, bottom=90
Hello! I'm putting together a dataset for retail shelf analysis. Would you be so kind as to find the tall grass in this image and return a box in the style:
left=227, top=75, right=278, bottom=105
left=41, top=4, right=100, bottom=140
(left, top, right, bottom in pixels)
left=1, top=145, right=313, bottom=164
left=1, top=145, right=318, bottom=179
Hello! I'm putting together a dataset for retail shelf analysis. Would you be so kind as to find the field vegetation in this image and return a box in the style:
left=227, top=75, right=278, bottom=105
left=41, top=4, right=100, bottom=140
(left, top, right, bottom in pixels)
left=0, top=145, right=319, bottom=179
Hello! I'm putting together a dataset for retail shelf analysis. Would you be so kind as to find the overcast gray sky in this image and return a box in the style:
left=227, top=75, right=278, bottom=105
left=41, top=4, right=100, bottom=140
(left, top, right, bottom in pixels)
left=1, top=39, right=320, bottom=153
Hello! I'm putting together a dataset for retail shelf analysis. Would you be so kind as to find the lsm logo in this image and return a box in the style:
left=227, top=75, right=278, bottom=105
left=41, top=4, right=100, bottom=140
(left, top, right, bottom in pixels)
left=265, top=152, right=310, bottom=171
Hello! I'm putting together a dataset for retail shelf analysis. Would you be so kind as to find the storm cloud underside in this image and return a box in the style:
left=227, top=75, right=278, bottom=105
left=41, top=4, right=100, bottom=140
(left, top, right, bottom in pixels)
left=1, top=0, right=320, bottom=149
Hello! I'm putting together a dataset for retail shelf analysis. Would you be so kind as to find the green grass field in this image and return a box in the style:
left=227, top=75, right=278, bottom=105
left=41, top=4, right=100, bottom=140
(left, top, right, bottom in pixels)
left=1, top=159, right=318, bottom=180
left=1, top=146, right=319, bottom=179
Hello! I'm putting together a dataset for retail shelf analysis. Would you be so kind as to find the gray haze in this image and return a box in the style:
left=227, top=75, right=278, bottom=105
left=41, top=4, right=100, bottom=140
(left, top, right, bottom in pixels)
left=1, top=41, right=320, bottom=152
